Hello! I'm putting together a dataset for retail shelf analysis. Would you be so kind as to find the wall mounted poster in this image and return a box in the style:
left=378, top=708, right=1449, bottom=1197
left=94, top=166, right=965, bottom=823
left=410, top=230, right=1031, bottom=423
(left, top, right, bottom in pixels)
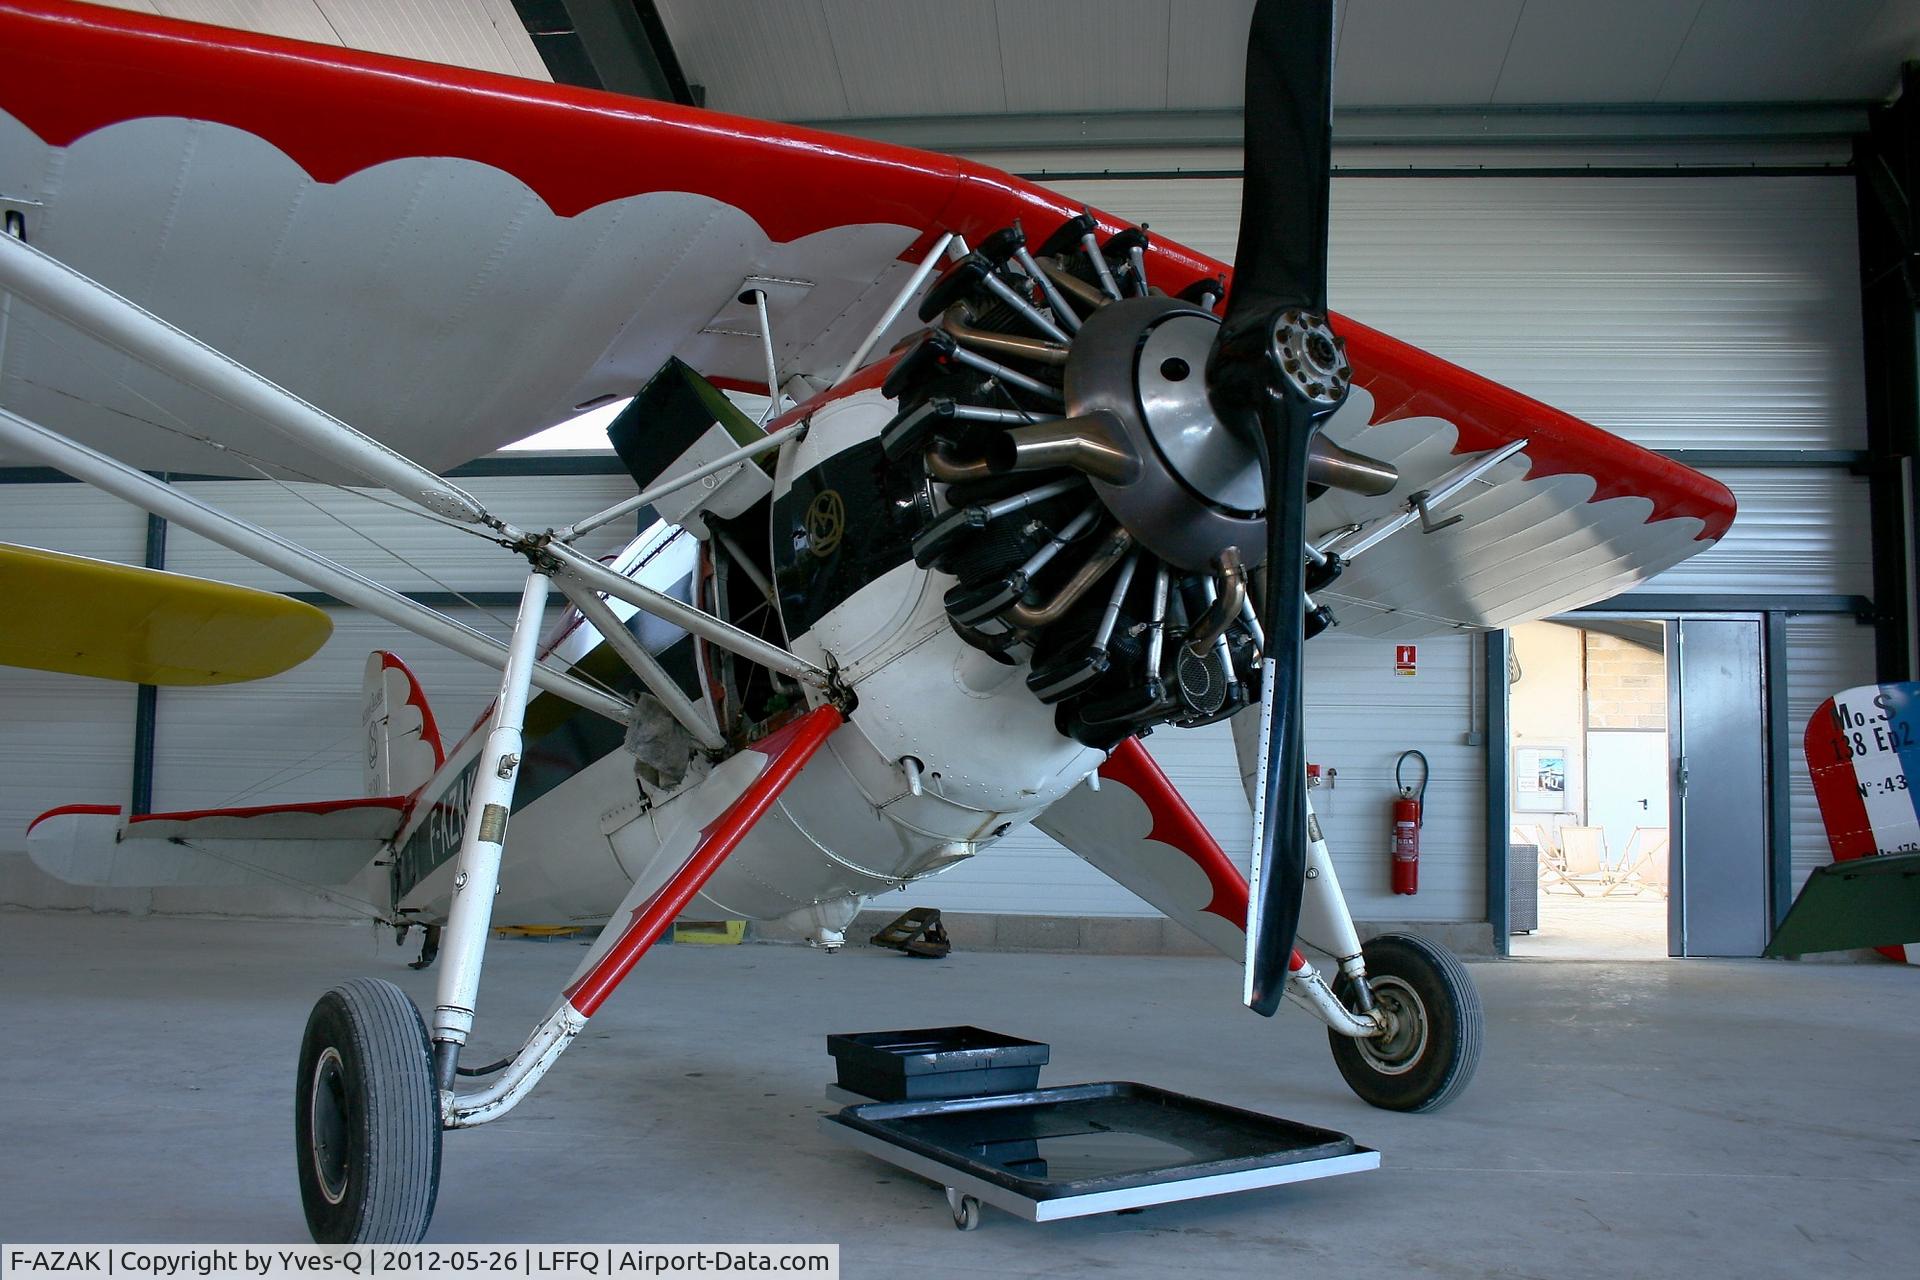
left=1515, top=744, right=1569, bottom=812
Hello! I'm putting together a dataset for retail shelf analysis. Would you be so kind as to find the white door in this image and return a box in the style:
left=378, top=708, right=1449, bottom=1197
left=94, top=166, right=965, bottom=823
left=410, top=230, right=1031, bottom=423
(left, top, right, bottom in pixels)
left=1586, top=730, right=1669, bottom=868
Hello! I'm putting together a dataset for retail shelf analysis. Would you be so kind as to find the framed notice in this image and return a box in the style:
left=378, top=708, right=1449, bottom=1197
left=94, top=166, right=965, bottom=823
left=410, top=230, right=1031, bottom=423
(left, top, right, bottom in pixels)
left=1514, top=744, right=1569, bottom=812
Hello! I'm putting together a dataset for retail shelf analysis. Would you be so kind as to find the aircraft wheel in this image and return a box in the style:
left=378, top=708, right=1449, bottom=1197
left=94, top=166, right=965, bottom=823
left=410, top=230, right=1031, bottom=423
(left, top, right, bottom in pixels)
left=296, top=978, right=442, bottom=1243
left=1327, top=933, right=1481, bottom=1113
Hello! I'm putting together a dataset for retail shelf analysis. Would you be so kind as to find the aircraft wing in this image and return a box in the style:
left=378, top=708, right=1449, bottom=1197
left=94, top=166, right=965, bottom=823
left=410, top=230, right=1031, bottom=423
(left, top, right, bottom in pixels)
left=1034, top=739, right=1248, bottom=959
left=1304, top=318, right=1734, bottom=638
left=25, top=796, right=407, bottom=888
left=0, top=0, right=1731, bottom=630
left=0, top=0, right=1209, bottom=479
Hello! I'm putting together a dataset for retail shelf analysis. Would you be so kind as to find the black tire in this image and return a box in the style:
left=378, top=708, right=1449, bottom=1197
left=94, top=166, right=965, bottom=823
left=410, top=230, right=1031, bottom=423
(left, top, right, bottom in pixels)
left=295, top=978, right=442, bottom=1243
left=1327, top=933, right=1481, bottom=1113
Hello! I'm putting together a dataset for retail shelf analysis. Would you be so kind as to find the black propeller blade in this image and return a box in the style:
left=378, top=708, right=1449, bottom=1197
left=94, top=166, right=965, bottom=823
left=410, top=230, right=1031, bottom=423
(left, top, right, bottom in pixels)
left=1204, top=0, right=1348, bottom=1017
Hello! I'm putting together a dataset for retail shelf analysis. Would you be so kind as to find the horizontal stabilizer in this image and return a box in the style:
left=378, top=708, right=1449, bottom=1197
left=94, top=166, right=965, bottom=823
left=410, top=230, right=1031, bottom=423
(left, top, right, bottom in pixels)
left=25, top=797, right=406, bottom=888
left=1765, top=853, right=1920, bottom=960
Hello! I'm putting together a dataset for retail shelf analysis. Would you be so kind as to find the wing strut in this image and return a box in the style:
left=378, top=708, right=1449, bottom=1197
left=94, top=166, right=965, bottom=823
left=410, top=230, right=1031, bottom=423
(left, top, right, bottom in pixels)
left=0, top=234, right=837, bottom=697
left=0, top=231, right=489, bottom=523
left=0, top=406, right=631, bottom=722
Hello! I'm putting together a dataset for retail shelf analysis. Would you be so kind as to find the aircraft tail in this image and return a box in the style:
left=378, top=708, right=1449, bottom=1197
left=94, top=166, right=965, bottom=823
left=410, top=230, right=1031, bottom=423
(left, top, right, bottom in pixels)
left=362, top=651, right=445, bottom=799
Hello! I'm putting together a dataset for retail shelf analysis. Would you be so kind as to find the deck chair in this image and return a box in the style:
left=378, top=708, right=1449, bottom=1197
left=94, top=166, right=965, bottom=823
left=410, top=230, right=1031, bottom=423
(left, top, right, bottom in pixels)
left=1523, top=823, right=1585, bottom=896
left=1558, top=825, right=1614, bottom=895
left=1609, top=827, right=1670, bottom=898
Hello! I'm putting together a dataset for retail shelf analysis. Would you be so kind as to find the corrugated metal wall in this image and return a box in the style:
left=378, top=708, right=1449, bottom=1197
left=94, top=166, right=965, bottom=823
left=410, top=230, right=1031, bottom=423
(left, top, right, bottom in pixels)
left=0, top=172, right=1876, bottom=927
left=0, top=476, right=604, bottom=866
left=910, top=172, right=1872, bottom=921
left=1050, top=176, right=1866, bottom=453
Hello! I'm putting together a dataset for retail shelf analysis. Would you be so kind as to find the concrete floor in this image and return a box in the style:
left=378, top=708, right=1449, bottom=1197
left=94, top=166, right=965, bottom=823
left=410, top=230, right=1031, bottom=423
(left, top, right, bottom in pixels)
left=1, top=910, right=1916, bottom=1279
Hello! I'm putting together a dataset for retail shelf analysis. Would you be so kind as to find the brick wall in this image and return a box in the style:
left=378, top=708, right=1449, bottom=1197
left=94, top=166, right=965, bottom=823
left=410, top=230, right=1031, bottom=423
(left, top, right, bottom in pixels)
left=1584, top=633, right=1666, bottom=729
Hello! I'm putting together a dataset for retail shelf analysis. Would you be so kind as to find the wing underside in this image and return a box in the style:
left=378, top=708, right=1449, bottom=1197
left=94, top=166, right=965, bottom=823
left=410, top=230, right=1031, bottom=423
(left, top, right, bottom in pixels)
left=0, top=0, right=1734, bottom=631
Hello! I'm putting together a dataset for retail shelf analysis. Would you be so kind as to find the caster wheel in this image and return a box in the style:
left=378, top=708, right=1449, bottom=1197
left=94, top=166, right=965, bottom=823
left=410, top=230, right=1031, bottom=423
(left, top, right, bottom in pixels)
left=1328, top=932, right=1482, bottom=1113
left=946, top=1189, right=981, bottom=1231
left=295, top=978, right=442, bottom=1242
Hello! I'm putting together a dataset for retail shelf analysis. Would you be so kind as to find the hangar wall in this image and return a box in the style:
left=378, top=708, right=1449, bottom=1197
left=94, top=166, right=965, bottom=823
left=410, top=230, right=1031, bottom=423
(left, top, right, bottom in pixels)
left=908, top=171, right=1876, bottom=930
left=0, top=171, right=1878, bottom=939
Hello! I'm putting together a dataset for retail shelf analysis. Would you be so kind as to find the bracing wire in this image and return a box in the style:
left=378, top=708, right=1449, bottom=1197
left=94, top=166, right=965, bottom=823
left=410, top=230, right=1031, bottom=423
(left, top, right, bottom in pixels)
left=12, top=312, right=683, bottom=731
left=172, top=838, right=391, bottom=922
left=208, top=723, right=376, bottom=809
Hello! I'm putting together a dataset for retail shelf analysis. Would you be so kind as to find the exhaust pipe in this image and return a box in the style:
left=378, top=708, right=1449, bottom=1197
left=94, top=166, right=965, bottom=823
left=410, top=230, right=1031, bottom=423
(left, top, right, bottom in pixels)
left=986, top=411, right=1140, bottom=485
left=1307, top=436, right=1398, bottom=497
left=1185, top=547, right=1247, bottom=655
left=1006, top=527, right=1135, bottom=630
left=923, top=440, right=994, bottom=483
left=943, top=304, right=1070, bottom=367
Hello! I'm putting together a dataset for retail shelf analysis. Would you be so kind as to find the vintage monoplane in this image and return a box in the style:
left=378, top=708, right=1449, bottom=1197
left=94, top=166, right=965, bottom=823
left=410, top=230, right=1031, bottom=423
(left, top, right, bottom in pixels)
left=0, top=0, right=1735, bottom=1243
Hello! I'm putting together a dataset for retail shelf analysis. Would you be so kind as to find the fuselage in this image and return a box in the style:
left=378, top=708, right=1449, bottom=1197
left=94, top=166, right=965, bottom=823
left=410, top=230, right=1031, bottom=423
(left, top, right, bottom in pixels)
left=385, top=374, right=1103, bottom=941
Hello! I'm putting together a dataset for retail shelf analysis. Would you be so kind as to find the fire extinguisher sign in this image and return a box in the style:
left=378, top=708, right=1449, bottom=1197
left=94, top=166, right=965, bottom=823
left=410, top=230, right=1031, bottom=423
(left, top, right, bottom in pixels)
left=1394, top=644, right=1417, bottom=676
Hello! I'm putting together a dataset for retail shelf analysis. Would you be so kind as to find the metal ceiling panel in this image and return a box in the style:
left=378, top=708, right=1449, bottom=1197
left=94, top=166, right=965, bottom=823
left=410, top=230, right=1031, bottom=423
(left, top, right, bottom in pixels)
left=311, top=0, right=549, bottom=81
left=148, top=1, right=340, bottom=45
left=655, top=0, right=849, bottom=119
left=85, top=0, right=549, bottom=79
left=655, top=0, right=1918, bottom=128
left=997, top=0, right=1172, bottom=114
left=1491, top=0, right=1700, bottom=104
left=1332, top=0, right=1527, bottom=107
left=1659, top=0, right=1915, bottom=102
left=821, top=0, right=1007, bottom=116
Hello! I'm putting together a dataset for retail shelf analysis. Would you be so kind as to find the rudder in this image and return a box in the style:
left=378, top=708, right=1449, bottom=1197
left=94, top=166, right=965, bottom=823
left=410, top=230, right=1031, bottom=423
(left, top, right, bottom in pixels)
left=362, top=651, right=445, bottom=798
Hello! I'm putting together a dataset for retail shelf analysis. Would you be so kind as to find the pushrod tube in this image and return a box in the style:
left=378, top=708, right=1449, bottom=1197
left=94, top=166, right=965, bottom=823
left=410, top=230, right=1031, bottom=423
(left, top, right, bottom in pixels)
left=0, top=407, right=629, bottom=723
left=0, top=232, right=489, bottom=524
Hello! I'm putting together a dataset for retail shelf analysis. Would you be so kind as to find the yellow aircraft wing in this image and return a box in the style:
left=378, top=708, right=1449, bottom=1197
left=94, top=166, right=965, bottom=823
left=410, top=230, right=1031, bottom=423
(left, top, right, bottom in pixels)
left=0, top=543, right=331, bottom=684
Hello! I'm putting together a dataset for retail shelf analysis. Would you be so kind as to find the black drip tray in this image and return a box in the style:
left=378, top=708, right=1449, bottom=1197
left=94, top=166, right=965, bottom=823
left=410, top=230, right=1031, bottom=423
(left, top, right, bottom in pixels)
left=822, top=1081, right=1378, bottom=1221
left=827, top=1025, right=1048, bottom=1102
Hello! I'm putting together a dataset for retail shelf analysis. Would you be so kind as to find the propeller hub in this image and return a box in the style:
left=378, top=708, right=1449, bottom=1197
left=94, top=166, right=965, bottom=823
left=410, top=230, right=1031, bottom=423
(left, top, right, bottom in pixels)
left=1064, top=296, right=1266, bottom=573
left=1273, top=310, right=1352, bottom=410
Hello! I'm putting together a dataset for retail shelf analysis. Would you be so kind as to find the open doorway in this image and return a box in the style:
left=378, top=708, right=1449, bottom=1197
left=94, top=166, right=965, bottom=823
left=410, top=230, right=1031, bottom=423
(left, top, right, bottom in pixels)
left=1508, top=620, right=1672, bottom=958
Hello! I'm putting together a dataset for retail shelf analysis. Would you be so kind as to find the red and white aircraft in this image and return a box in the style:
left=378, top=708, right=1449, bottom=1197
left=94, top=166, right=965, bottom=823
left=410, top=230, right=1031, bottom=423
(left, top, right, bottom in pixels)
left=0, top=0, right=1733, bottom=1243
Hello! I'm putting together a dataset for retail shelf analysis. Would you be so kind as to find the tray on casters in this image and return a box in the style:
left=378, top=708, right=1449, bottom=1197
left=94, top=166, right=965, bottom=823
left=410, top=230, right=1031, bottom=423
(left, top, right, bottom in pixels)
left=820, top=1080, right=1378, bottom=1229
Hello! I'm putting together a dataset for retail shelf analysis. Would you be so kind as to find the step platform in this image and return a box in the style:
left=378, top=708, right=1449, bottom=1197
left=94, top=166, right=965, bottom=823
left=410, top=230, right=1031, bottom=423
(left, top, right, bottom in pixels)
left=820, top=1081, right=1378, bottom=1229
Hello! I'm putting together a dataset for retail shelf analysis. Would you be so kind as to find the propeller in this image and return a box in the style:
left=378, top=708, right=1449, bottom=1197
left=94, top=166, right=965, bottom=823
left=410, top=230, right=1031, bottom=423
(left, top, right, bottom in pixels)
left=1204, top=0, right=1350, bottom=1017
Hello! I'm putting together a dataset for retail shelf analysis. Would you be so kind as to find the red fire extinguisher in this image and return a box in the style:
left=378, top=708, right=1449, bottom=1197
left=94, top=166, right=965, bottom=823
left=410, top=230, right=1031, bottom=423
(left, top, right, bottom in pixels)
left=1393, top=749, right=1428, bottom=895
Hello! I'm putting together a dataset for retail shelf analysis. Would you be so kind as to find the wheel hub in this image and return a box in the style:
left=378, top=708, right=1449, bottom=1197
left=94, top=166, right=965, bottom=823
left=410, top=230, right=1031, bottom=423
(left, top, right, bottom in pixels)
left=1356, top=976, right=1429, bottom=1076
left=308, top=1045, right=350, bottom=1205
